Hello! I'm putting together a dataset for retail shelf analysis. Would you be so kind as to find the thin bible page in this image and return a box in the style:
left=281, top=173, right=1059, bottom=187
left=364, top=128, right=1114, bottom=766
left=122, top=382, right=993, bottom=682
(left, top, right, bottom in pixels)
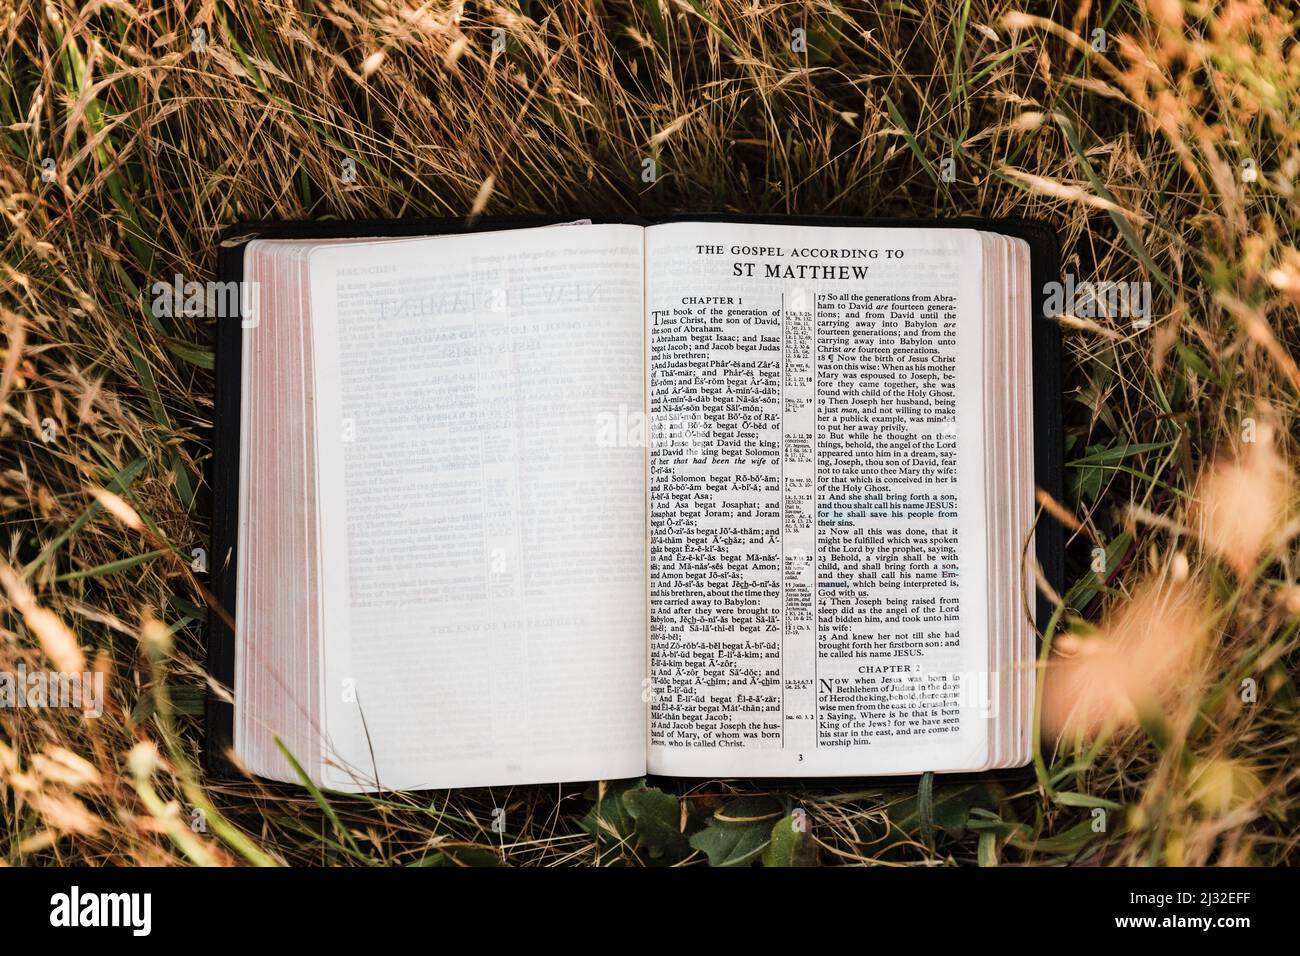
left=644, top=222, right=991, bottom=776
left=307, top=224, right=648, bottom=791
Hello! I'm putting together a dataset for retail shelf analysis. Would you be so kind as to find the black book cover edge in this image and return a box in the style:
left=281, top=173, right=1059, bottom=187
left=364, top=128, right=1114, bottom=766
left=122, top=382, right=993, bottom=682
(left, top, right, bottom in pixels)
left=207, top=213, right=1065, bottom=791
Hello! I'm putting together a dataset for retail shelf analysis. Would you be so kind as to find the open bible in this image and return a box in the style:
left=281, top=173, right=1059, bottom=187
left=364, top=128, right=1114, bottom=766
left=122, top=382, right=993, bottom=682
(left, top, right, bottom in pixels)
left=207, top=216, right=1062, bottom=791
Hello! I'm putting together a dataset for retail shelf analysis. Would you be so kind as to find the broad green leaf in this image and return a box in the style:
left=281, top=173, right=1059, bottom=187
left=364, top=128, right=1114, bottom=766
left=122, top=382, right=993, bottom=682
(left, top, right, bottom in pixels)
left=624, top=787, right=690, bottom=864
left=762, top=812, right=818, bottom=866
left=690, top=797, right=782, bottom=867
left=886, top=782, right=1001, bottom=840
left=578, top=778, right=643, bottom=864
left=690, top=818, right=771, bottom=867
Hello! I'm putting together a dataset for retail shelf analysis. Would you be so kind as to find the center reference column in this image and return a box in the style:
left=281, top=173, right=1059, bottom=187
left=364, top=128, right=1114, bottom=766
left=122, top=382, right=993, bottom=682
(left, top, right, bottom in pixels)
left=781, top=288, right=817, bottom=759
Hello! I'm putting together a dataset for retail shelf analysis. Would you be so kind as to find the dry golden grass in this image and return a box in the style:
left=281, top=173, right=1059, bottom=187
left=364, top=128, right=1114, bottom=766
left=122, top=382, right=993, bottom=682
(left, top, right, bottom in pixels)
left=1, top=0, right=1297, bottom=865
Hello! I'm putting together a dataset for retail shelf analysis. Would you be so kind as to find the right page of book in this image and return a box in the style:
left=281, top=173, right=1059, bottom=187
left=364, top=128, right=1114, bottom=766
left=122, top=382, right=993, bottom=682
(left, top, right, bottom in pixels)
left=645, top=221, right=995, bottom=776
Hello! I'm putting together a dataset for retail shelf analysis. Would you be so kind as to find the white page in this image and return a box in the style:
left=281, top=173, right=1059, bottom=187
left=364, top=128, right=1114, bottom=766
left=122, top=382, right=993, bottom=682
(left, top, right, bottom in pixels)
left=644, top=222, right=991, bottom=776
left=306, top=224, right=648, bottom=790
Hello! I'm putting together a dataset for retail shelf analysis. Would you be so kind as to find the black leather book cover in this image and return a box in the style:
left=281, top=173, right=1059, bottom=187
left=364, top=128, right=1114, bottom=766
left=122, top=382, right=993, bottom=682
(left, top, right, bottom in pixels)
left=206, top=214, right=1063, bottom=786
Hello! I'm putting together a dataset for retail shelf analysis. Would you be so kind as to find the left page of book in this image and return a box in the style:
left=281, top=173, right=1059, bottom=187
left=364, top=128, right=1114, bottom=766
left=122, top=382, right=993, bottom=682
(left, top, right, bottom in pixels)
left=303, top=223, right=648, bottom=791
